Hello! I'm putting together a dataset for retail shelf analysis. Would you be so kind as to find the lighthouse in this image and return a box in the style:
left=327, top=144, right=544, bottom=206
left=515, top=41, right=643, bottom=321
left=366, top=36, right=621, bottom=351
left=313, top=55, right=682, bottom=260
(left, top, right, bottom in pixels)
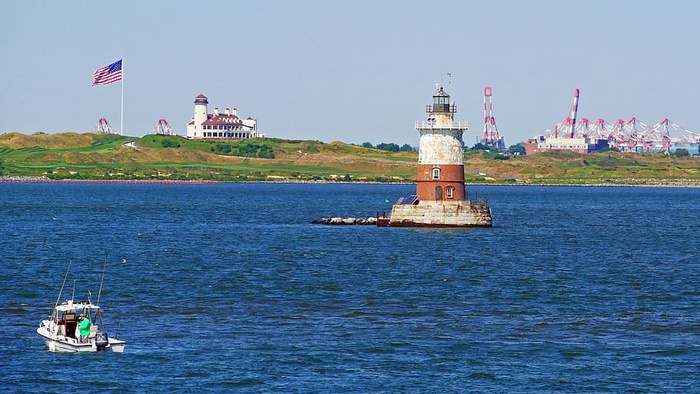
left=388, top=85, right=492, bottom=227
left=416, top=86, right=467, bottom=201
left=190, top=94, right=209, bottom=138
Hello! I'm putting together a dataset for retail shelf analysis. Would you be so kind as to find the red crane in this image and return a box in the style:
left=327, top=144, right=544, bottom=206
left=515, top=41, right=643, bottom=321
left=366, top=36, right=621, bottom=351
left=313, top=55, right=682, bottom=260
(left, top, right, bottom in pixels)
left=94, top=118, right=114, bottom=133
left=154, top=119, right=174, bottom=135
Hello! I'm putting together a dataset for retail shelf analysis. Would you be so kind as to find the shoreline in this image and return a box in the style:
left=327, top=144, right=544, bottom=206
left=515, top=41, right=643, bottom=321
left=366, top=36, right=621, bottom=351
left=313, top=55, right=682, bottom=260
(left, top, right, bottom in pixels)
left=1, top=176, right=700, bottom=188
left=0, top=176, right=218, bottom=184
left=0, top=176, right=405, bottom=186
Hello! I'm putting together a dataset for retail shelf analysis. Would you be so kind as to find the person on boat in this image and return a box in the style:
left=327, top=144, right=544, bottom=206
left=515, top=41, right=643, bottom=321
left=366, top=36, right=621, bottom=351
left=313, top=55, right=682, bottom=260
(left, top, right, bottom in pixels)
left=78, top=314, right=91, bottom=343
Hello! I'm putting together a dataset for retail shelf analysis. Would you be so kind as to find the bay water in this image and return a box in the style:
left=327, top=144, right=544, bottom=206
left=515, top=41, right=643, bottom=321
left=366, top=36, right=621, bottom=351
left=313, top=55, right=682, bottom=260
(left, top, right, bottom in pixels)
left=1, top=183, right=698, bottom=392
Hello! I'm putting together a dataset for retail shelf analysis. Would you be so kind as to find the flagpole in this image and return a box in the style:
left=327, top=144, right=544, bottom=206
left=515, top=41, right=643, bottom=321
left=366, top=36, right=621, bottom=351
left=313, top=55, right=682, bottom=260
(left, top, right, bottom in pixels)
left=120, top=57, right=124, bottom=135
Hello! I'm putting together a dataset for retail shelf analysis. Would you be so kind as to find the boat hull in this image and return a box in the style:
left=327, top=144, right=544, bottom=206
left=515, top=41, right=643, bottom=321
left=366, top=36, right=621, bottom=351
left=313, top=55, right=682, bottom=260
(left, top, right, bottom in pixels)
left=37, top=323, right=126, bottom=353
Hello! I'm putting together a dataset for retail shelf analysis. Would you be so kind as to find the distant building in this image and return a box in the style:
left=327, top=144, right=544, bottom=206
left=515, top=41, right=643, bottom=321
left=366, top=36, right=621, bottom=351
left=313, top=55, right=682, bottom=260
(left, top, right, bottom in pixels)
left=186, top=94, right=259, bottom=139
left=524, top=136, right=608, bottom=155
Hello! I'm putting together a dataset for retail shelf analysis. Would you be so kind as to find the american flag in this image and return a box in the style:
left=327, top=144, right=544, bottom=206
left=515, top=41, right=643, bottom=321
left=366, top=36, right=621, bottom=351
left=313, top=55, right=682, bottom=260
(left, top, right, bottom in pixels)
left=92, top=59, right=122, bottom=85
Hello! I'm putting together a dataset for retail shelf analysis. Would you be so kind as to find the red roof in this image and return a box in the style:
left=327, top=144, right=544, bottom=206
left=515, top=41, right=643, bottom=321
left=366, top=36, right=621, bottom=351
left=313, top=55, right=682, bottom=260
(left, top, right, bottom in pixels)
left=202, top=114, right=252, bottom=127
left=195, top=93, right=208, bottom=99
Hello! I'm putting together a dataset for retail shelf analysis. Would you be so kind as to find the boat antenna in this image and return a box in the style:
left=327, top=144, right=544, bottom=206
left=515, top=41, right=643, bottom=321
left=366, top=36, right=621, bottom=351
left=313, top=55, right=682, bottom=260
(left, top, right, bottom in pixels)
left=52, top=261, right=72, bottom=317
left=97, top=254, right=107, bottom=306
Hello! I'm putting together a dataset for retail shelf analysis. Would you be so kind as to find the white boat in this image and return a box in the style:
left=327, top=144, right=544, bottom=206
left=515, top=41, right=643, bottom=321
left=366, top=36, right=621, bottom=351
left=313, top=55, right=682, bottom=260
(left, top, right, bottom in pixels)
left=37, top=264, right=126, bottom=353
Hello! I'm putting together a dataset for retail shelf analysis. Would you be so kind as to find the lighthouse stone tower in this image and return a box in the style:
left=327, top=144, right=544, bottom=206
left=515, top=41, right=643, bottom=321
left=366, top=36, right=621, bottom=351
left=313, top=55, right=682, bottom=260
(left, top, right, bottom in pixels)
left=416, top=86, right=466, bottom=201
left=388, top=86, right=492, bottom=227
left=186, top=94, right=209, bottom=138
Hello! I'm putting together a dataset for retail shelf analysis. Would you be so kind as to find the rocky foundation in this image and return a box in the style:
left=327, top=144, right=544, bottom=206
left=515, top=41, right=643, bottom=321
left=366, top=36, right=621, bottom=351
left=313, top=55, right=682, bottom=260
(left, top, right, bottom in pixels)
left=388, top=200, right=492, bottom=227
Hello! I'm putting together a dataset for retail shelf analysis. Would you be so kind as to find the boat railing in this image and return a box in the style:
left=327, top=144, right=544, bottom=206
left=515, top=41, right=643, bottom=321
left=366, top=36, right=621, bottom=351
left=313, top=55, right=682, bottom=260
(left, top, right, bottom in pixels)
left=376, top=211, right=390, bottom=227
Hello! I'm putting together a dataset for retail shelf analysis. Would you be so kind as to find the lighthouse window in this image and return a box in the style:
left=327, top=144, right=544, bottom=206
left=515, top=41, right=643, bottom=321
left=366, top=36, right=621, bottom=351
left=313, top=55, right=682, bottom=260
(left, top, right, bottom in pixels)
left=432, top=168, right=440, bottom=179
left=446, top=187, right=454, bottom=199
left=434, top=96, right=448, bottom=105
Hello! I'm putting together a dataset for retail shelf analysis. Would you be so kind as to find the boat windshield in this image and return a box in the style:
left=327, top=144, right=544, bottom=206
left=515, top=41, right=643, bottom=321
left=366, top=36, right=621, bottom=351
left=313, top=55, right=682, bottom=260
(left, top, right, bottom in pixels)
left=53, top=302, right=100, bottom=322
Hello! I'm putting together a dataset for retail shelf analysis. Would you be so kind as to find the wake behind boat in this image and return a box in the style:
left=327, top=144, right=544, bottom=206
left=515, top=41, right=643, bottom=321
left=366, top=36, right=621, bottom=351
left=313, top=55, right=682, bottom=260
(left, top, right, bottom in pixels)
left=37, top=262, right=126, bottom=353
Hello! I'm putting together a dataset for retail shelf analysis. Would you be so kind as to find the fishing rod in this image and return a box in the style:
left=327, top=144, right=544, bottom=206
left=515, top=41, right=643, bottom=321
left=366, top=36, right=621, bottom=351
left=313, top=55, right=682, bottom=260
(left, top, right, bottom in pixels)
left=95, top=255, right=108, bottom=331
left=51, top=261, right=72, bottom=319
left=97, top=254, right=107, bottom=306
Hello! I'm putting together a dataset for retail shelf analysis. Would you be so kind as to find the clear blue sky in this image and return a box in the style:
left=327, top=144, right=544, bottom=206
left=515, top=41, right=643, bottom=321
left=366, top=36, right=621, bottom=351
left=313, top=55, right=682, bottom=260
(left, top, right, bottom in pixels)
left=1, top=0, right=698, bottom=146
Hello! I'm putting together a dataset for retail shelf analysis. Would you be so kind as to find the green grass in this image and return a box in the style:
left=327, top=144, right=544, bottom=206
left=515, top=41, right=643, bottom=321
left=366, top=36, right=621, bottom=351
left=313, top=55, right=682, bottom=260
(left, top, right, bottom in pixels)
left=1, top=132, right=699, bottom=184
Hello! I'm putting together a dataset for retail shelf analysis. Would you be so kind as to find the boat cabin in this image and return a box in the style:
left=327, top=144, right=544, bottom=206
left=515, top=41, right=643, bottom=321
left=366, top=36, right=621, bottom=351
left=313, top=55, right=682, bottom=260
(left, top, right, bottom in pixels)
left=52, top=300, right=100, bottom=340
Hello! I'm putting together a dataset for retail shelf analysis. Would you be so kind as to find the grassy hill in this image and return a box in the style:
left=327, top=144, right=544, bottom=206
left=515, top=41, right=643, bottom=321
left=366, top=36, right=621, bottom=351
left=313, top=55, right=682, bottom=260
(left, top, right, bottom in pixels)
left=462, top=149, right=700, bottom=186
left=0, top=132, right=699, bottom=185
left=0, top=132, right=416, bottom=182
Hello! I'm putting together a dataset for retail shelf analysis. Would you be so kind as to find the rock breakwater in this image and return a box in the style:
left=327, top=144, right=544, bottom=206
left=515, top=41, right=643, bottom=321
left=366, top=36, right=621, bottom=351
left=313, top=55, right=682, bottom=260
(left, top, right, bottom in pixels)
left=311, top=216, right=378, bottom=225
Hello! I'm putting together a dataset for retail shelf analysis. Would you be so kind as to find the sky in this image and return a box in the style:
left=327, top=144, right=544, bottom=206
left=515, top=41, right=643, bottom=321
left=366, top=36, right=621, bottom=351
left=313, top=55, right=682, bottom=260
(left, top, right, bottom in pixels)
left=1, top=0, right=698, bottom=147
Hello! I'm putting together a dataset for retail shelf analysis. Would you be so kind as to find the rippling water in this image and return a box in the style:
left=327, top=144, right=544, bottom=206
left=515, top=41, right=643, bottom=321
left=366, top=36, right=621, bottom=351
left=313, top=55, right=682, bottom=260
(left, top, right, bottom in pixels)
left=1, top=183, right=698, bottom=392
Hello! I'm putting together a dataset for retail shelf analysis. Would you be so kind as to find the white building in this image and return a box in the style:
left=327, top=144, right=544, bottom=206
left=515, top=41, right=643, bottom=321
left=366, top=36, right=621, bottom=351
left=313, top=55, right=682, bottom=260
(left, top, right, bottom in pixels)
left=524, top=135, right=608, bottom=155
left=186, top=94, right=259, bottom=139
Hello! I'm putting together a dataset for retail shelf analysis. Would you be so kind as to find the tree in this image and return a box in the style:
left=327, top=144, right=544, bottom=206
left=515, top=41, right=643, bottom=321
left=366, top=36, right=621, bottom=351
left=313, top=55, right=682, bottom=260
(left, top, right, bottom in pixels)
left=257, top=145, right=275, bottom=159
left=376, top=143, right=400, bottom=152
left=471, top=142, right=490, bottom=151
left=506, top=144, right=526, bottom=156
left=399, top=144, right=414, bottom=152
left=674, top=148, right=690, bottom=157
left=361, top=142, right=374, bottom=149
left=161, top=139, right=181, bottom=148
left=211, top=143, right=232, bottom=154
